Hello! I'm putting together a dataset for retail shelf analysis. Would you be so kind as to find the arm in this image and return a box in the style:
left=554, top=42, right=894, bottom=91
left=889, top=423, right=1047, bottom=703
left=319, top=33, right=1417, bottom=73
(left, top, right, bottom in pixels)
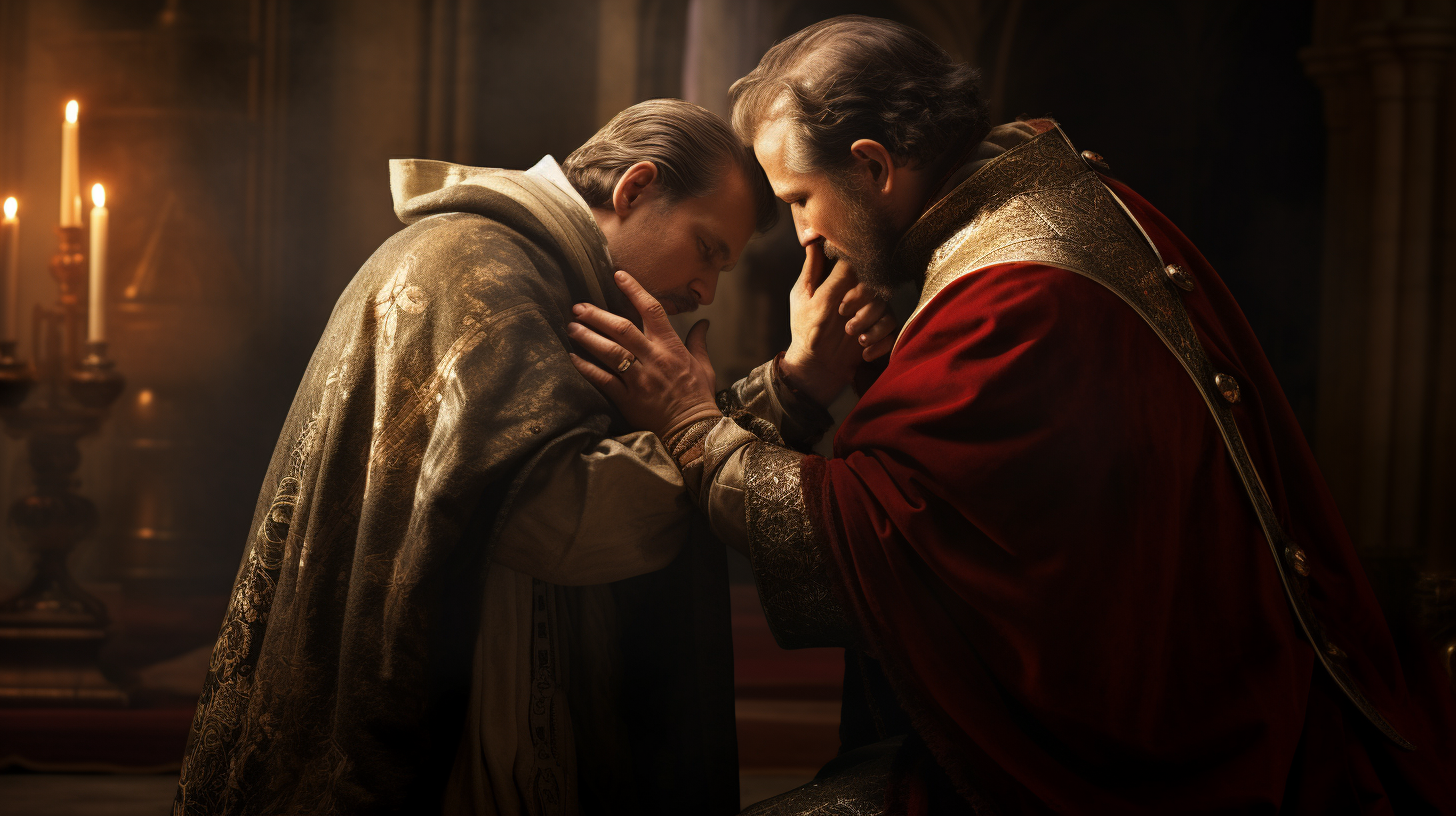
left=566, top=271, right=854, bottom=648
left=716, top=357, right=833, bottom=453
left=664, top=413, right=852, bottom=649
left=490, top=428, right=691, bottom=586
left=716, top=242, right=901, bottom=450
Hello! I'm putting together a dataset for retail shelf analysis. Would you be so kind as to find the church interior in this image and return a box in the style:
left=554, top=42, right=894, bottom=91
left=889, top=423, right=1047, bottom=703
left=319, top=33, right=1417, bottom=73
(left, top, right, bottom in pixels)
left=0, top=0, right=1453, bottom=812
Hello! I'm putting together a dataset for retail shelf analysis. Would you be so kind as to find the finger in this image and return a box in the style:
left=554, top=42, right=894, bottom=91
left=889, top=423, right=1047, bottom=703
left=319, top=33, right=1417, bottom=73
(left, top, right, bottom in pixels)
left=796, top=242, right=828, bottom=297
left=567, top=321, right=638, bottom=373
left=858, top=314, right=897, bottom=347
left=572, top=301, right=650, bottom=358
left=863, top=334, right=896, bottom=361
left=612, top=270, right=673, bottom=338
left=845, top=300, right=888, bottom=335
left=839, top=281, right=874, bottom=317
left=569, top=353, right=628, bottom=399
left=686, top=319, right=713, bottom=369
left=819, top=259, right=859, bottom=305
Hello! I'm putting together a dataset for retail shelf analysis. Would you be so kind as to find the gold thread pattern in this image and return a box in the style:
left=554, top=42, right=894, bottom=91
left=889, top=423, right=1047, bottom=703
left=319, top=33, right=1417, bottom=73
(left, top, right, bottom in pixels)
left=745, top=442, right=852, bottom=650
left=738, top=748, right=893, bottom=815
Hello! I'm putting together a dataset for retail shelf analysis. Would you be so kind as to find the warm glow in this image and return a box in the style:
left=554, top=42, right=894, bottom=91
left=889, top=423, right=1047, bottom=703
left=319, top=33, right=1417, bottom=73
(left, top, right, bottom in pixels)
left=92, top=183, right=105, bottom=208
left=137, top=389, right=154, bottom=408
left=3, top=197, right=14, bottom=220
left=66, top=100, right=78, bottom=123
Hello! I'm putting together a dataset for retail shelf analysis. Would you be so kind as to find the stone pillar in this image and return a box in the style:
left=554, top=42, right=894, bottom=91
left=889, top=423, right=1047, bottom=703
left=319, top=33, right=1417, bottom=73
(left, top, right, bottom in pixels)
left=678, top=0, right=779, bottom=387
left=1302, top=0, right=1456, bottom=661
left=596, top=0, right=640, bottom=127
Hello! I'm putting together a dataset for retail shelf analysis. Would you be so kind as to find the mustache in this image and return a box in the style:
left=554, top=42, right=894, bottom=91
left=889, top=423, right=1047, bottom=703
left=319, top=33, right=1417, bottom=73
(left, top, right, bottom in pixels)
left=656, top=293, right=699, bottom=314
left=822, top=242, right=854, bottom=266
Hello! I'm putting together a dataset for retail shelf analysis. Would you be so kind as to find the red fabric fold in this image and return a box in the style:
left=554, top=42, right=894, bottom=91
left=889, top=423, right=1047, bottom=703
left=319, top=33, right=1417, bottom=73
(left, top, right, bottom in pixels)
left=803, top=180, right=1456, bottom=813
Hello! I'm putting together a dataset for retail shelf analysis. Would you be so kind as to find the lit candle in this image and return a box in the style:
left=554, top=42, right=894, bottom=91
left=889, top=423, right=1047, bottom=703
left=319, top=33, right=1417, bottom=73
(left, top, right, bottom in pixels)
left=88, top=184, right=107, bottom=342
left=60, top=101, right=81, bottom=228
left=3, top=197, right=17, bottom=341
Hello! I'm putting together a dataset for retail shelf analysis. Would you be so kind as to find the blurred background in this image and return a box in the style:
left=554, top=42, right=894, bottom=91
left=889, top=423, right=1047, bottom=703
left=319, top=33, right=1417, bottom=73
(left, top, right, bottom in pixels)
left=0, top=0, right=1452, bottom=812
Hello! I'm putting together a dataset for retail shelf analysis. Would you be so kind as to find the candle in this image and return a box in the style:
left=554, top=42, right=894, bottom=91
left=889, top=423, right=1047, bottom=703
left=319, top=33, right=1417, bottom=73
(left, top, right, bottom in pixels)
left=88, top=184, right=107, bottom=342
left=3, top=197, right=17, bottom=341
left=60, top=101, right=81, bottom=228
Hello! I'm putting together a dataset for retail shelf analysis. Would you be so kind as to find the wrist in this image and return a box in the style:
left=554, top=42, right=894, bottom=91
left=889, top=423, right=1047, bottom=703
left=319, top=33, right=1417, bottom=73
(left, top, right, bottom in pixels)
left=661, top=406, right=723, bottom=444
left=778, top=349, right=844, bottom=408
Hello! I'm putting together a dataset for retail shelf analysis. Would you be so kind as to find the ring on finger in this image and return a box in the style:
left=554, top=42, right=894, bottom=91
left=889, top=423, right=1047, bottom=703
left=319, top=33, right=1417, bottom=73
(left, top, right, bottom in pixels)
left=616, top=354, right=636, bottom=374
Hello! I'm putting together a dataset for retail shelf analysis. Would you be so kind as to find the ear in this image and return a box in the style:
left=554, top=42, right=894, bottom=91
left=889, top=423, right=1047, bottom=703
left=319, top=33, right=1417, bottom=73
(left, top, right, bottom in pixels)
left=849, top=139, right=897, bottom=194
left=611, top=161, right=660, bottom=218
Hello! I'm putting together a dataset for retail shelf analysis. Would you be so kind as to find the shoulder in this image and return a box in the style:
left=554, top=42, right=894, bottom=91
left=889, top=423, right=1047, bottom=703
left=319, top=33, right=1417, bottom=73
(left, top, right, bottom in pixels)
left=896, top=261, right=1131, bottom=363
left=366, top=212, right=572, bottom=315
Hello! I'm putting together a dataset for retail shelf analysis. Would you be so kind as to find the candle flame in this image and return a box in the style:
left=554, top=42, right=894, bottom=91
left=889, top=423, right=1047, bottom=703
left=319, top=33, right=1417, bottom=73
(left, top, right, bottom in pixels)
left=92, top=184, right=105, bottom=208
left=3, top=197, right=14, bottom=220
left=66, top=100, right=78, bottom=123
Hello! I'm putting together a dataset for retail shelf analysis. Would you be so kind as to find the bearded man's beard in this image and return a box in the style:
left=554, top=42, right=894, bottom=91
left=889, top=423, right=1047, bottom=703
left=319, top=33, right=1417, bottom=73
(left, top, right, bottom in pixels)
left=821, top=171, right=907, bottom=300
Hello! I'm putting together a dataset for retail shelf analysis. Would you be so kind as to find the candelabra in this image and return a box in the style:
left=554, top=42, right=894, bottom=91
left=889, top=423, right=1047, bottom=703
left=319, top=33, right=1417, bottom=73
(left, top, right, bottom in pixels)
left=0, top=225, right=125, bottom=706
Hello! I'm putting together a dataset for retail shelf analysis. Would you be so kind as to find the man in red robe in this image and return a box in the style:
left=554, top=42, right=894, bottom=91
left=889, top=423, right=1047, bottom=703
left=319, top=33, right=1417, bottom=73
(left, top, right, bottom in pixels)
left=568, top=14, right=1456, bottom=815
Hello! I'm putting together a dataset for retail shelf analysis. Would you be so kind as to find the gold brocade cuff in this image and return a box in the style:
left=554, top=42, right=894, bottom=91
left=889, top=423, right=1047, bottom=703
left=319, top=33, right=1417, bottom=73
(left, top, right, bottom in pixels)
left=744, top=443, right=851, bottom=650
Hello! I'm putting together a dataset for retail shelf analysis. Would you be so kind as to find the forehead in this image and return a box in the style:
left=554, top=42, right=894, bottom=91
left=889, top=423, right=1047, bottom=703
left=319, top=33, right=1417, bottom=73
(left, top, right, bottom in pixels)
left=752, top=118, right=795, bottom=181
left=752, top=117, right=821, bottom=194
left=672, top=166, right=757, bottom=248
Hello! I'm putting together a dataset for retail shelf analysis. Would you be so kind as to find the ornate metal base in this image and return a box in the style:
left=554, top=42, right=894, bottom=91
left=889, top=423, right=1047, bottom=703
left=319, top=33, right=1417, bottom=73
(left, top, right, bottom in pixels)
left=741, top=738, right=899, bottom=816
left=0, top=624, right=127, bottom=707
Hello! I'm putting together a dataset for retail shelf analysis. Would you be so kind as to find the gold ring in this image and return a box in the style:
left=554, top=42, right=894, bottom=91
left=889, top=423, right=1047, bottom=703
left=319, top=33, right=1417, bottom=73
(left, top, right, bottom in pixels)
left=616, top=355, right=635, bottom=374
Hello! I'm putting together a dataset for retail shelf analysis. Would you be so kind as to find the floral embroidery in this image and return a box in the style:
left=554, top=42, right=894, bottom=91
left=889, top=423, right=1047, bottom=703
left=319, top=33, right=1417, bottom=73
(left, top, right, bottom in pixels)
left=375, top=261, right=427, bottom=349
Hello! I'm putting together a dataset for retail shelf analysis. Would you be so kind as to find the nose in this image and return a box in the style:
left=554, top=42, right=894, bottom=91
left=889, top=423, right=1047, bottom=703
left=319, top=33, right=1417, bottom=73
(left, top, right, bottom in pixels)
left=793, top=210, right=820, bottom=247
left=691, top=270, right=719, bottom=306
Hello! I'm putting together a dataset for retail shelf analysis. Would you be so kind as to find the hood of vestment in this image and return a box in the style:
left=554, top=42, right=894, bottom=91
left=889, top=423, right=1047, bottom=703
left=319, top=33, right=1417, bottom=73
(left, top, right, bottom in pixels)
left=176, top=159, right=633, bottom=814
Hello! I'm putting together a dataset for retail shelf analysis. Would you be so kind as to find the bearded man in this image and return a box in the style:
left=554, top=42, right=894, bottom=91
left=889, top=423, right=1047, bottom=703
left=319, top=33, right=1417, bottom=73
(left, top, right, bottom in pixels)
left=173, top=98, right=893, bottom=816
left=569, top=17, right=1456, bottom=815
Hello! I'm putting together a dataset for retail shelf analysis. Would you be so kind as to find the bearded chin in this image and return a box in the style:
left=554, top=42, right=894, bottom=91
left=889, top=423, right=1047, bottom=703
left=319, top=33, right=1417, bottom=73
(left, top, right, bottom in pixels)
left=823, top=241, right=900, bottom=300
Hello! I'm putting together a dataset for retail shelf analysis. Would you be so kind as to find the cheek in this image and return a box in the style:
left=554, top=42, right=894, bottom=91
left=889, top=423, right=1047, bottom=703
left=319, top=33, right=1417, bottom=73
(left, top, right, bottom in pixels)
left=806, top=201, right=834, bottom=239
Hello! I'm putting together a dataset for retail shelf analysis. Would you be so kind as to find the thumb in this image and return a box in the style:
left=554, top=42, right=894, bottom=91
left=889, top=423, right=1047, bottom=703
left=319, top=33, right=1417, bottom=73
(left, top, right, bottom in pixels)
left=686, top=319, right=713, bottom=368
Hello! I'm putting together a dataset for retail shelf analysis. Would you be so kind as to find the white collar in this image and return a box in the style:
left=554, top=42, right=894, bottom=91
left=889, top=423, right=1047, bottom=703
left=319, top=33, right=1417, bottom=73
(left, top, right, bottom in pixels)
left=525, top=155, right=593, bottom=216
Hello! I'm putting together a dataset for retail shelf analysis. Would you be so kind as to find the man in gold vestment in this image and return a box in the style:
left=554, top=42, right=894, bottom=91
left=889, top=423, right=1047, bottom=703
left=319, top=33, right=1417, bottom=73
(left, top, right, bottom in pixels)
left=174, top=99, right=895, bottom=815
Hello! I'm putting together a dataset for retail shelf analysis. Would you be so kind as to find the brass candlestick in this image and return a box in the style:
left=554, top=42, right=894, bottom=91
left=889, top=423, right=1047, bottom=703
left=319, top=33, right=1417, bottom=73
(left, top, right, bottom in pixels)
left=0, top=226, right=126, bottom=706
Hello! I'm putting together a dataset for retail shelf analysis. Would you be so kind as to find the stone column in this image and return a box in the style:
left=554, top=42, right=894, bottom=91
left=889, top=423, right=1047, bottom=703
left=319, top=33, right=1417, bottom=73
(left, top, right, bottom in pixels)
left=1302, top=0, right=1456, bottom=662
left=677, top=0, right=778, bottom=387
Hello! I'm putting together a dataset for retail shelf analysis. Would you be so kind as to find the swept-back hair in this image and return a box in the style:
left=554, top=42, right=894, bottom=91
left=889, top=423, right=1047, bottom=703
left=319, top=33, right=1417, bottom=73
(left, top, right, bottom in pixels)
left=729, top=15, right=991, bottom=175
left=563, top=98, right=777, bottom=232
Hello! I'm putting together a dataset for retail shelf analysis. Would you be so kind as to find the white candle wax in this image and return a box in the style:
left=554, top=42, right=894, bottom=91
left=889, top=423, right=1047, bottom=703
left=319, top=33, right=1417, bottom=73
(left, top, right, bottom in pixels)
left=60, top=101, right=81, bottom=228
left=3, top=197, right=17, bottom=341
left=88, top=184, right=107, bottom=342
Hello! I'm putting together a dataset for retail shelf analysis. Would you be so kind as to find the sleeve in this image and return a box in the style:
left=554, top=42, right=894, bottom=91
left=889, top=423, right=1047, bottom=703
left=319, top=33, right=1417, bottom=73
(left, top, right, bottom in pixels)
left=665, top=413, right=852, bottom=649
left=490, top=429, right=692, bottom=586
left=718, top=357, right=835, bottom=453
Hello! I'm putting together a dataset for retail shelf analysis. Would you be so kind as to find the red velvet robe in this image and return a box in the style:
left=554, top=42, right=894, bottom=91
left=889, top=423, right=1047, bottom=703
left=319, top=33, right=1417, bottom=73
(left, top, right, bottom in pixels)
left=803, top=179, right=1456, bottom=813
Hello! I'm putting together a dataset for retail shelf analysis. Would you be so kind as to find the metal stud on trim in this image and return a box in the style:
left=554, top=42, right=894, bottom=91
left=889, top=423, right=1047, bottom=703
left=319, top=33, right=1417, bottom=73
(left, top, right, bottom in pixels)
left=1214, top=373, right=1241, bottom=404
left=1285, top=546, right=1310, bottom=577
left=1080, top=150, right=1110, bottom=171
left=1164, top=263, right=1195, bottom=291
